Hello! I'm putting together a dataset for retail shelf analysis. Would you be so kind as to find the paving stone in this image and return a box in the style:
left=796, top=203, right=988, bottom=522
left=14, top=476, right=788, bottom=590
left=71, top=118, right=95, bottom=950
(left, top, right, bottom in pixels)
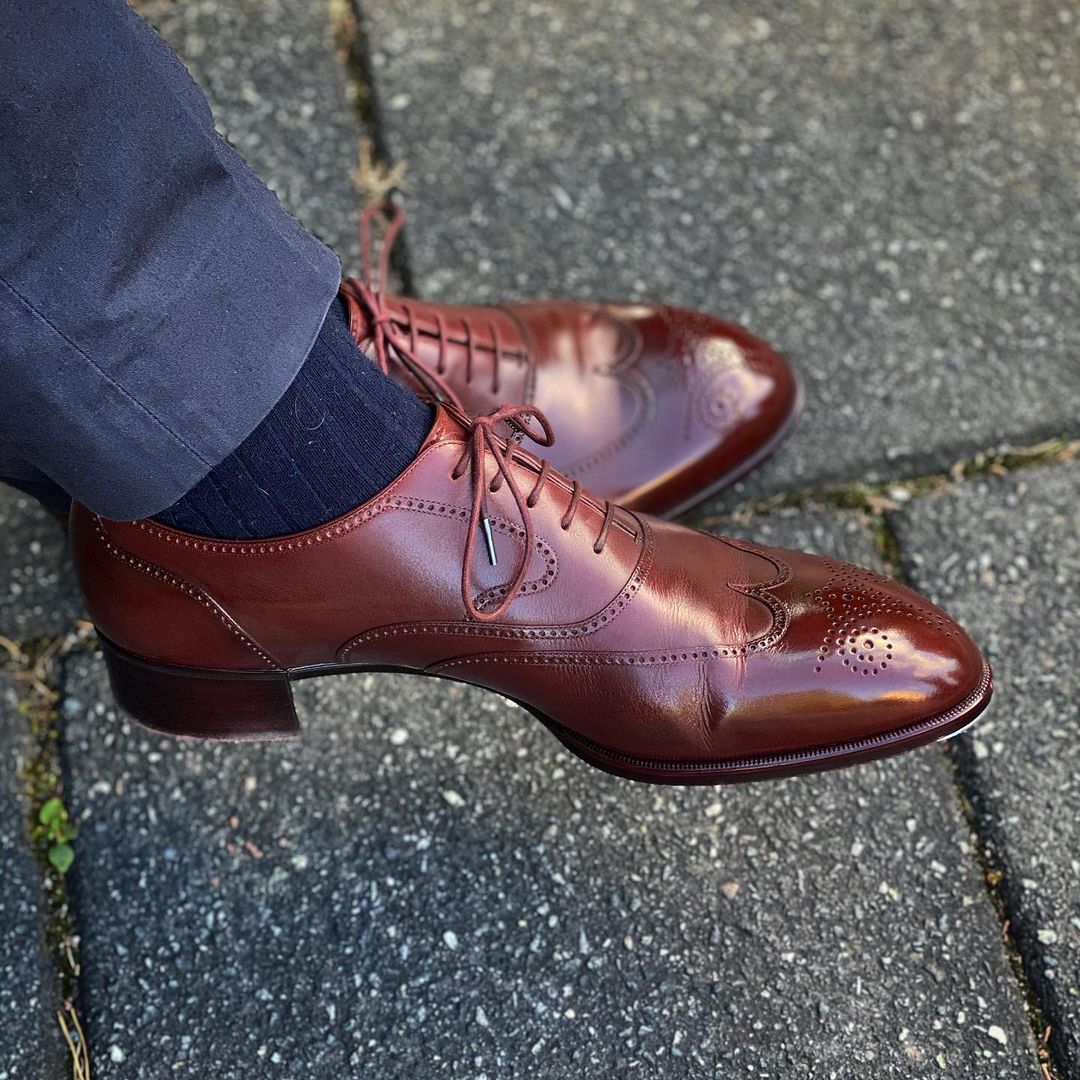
left=894, top=460, right=1080, bottom=1075
left=358, top=0, right=1080, bottom=503
left=0, top=487, right=82, bottom=642
left=0, top=674, right=66, bottom=1080
left=135, top=0, right=365, bottom=274
left=60, top=508, right=1036, bottom=1077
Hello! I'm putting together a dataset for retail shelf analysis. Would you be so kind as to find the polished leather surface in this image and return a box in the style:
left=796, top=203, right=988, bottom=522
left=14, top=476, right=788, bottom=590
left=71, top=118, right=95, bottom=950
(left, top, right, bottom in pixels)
left=71, top=406, right=989, bottom=782
left=340, top=285, right=800, bottom=518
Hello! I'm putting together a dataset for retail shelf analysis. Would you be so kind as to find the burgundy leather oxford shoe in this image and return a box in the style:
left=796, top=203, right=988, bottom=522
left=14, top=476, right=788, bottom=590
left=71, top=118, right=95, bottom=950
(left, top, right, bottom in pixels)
left=71, top=404, right=990, bottom=784
left=340, top=206, right=801, bottom=518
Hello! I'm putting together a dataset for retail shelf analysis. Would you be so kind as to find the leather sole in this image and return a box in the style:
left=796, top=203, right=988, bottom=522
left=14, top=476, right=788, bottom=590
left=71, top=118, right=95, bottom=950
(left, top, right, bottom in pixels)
left=99, top=633, right=992, bottom=786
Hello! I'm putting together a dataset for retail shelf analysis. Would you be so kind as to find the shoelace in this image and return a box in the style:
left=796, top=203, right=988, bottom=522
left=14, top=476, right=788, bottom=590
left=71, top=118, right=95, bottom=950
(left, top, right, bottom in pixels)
left=341, top=203, right=524, bottom=409
left=455, top=404, right=617, bottom=622
left=343, top=205, right=614, bottom=622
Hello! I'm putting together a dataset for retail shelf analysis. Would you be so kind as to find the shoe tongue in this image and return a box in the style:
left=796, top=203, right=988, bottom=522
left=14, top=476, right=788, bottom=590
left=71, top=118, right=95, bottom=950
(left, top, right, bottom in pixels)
left=422, top=404, right=471, bottom=449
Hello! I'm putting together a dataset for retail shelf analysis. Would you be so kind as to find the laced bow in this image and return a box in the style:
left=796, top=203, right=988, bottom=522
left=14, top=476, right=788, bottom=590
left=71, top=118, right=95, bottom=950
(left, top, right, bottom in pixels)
left=454, top=404, right=617, bottom=623
left=342, top=203, right=519, bottom=409
left=345, top=206, right=615, bottom=622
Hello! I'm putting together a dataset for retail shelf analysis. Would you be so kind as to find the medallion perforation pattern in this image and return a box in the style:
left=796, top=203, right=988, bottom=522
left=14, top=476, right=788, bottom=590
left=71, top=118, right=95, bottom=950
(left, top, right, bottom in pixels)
left=808, top=561, right=956, bottom=677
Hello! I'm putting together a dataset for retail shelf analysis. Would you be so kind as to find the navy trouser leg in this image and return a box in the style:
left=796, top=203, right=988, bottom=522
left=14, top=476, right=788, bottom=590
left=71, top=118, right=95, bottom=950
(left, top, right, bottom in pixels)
left=0, top=0, right=341, bottom=519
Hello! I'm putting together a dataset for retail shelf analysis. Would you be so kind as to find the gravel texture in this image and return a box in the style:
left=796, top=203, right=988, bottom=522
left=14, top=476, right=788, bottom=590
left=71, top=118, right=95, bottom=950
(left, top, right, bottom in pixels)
left=134, top=0, right=365, bottom=274
left=895, top=460, right=1080, bottom=1076
left=59, top=508, right=1036, bottom=1077
left=357, top=0, right=1080, bottom=504
left=0, top=675, right=66, bottom=1080
left=0, top=2, right=1069, bottom=1075
left=0, top=488, right=82, bottom=641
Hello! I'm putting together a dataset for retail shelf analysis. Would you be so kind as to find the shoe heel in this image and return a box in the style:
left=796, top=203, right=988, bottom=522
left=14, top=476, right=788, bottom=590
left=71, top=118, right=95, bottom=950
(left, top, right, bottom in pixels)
left=100, top=637, right=299, bottom=741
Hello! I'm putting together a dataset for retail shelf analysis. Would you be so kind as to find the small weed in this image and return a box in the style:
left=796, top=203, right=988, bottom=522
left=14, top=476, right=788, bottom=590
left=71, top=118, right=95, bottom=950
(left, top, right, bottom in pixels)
left=37, top=795, right=77, bottom=875
left=352, top=135, right=407, bottom=208
left=3, top=625, right=97, bottom=1074
left=57, top=1001, right=91, bottom=1080
left=330, top=0, right=410, bottom=209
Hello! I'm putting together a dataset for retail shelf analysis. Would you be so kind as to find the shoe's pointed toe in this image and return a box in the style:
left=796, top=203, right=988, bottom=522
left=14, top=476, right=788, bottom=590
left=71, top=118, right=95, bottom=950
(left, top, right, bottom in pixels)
left=451, top=519, right=991, bottom=784
left=689, top=544, right=992, bottom=779
left=514, top=302, right=802, bottom=518
left=601, top=305, right=802, bottom=517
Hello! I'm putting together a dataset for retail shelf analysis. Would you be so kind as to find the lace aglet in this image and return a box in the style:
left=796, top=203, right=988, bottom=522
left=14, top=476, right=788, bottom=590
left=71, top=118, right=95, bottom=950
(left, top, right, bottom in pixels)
left=480, top=516, right=498, bottom=566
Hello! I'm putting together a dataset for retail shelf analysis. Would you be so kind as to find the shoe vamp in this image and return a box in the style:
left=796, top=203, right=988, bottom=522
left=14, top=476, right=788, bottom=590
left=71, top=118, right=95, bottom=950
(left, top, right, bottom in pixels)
left=577, top=519, right=782, bottom=653
left=512, top=302, right=652, bottom=485
left=520, top=303, right=777, bottom=503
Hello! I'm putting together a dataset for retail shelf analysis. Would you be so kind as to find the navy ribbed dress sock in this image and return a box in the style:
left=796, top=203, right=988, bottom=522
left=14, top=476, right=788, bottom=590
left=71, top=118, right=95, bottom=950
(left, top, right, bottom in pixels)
left=155, top=298, right=433, bottom=538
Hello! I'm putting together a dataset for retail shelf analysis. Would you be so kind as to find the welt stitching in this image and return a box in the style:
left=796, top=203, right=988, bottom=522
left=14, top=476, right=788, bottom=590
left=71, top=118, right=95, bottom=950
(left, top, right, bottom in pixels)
left=93, top=516, right=278, bottom=669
